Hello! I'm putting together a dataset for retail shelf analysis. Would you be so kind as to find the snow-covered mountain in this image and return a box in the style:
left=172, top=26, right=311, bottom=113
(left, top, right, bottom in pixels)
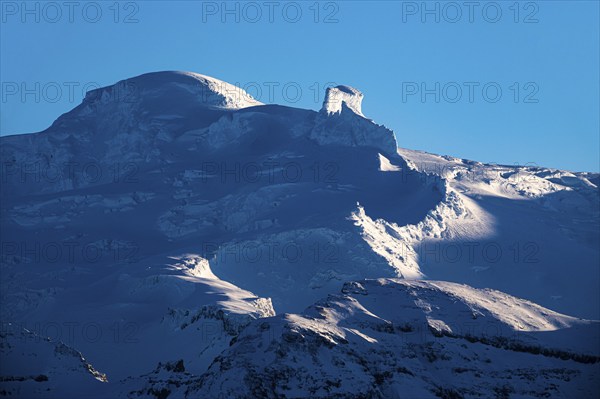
left=1, top=71, right=598, bottom=398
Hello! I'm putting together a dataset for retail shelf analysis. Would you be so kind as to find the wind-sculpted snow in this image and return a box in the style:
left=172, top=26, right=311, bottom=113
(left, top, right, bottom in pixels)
left=311, top=102, right=398, bottom=154
left=0, top=71, right=598, bottom=397
left=398, top=148, right=600, bottom=319
left=322, top=85, right=365, bottom=117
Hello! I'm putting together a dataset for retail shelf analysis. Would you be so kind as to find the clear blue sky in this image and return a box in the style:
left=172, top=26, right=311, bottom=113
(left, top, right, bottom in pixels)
left=1, top=1, right=598, bottom=171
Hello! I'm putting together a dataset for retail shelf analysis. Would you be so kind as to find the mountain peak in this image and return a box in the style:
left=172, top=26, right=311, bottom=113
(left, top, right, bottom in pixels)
left=321, top=85, right=364, bottom=116
left=84, top=71, right=263, bottom=110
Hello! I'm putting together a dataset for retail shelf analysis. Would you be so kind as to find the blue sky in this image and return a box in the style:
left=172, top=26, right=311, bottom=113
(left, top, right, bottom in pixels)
left=1, top=1, right=598, bottom=171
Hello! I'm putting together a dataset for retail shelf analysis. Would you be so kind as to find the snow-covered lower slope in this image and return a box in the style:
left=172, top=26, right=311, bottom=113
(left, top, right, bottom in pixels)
left=1, top=250, right=274, bottom=388
left=1, top=71, right=598, bottom=397
left=175, top=279, right=600, bottom=398
left=0, top=323, right=108, bottom=398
